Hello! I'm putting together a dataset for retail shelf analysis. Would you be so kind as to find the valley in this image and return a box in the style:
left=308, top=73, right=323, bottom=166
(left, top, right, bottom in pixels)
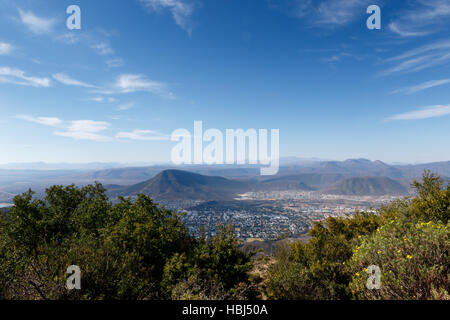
left=0, top=158, right=446, bottom=241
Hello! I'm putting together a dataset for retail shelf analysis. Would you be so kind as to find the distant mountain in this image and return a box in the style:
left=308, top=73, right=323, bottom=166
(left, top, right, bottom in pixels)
left=396, top=161, right=450, bottom=179
left=109, top=170, right=249, bottom=201
left=291, top=159, right=405, bottom=178
left=260, top=173, right=345, bottom=190
left=0, top=162, right=124, bottom=171
left=0, top=159, right=449, bottom=202
left=258, top=176, right=314, bottom=191
left=323, top=176, right=409, bottom=196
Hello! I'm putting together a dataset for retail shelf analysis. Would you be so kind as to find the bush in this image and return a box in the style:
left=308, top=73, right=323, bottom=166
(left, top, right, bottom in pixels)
left=0, top=184, right=254, bottom=300
left=347, top=217, right=449, bottom=300
left=265, top=172, right=449, bottom=300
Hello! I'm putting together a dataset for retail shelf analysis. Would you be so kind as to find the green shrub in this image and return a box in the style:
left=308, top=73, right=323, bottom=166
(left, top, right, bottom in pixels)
left=347, top=217, right=449, bottom=300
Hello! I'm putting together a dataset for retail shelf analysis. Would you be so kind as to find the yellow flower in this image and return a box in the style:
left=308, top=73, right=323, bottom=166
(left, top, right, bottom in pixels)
left=356, top=272, right=360, bottom=277
left=406, top=255, right=413, bottom=260
left=363, top=268, right=367, bottom=272
left=397, top=249, right=401, bottom=253
left=377, top=250, right=382, bottom=254
left=342, top=262, right=345, bottom=265
left=377, top=228, right=380, bottom=233
left=358, top=235, right=362, bottom=239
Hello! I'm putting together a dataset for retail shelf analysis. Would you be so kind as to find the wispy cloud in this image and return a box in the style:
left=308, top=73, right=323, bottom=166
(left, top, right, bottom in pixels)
left=52, top=73, right=95, bottom=88
left=385, top=105, right=450, bottom=121
left=388, top=0, right=450, bottom=37
left=139, top=0, right=195, bottom=34
left=93, top=74, right=175, bottom=99
left=322, top=51, right=365, bottom=64
left=0, top=42, right=13, bottom=55
left=91, top=42, right=114, bottom=55
left=392, top=79, right=450, bottom=94
left=17, top=115, right=112, bottom=142
left=388, top=22, right=431, bottom=37
left=381, top=40, right=450, bottom=76
left=86, top=96, right=117, bottom=103
left=0, top=67, right=51, bottom=87
left=16, top=115, right=63, bottom=126
left=55, top=120, right=112, bottom=142
left=117, top=102, right=135, bottom=111
left=272, top=0, right=372, bottom=27
left=18, top=9, right=56, bottom=34
left=116, top=74, right=164, bottom=93
left=116, top=129, right=170, bottom=141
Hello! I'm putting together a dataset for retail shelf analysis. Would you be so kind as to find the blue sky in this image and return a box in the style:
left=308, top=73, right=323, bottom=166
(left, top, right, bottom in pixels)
left=0, top=0, right=449, bottom=164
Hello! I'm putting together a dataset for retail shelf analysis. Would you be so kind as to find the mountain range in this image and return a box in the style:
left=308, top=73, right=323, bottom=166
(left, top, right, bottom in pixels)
left=1, top=158, right=449, bottom=203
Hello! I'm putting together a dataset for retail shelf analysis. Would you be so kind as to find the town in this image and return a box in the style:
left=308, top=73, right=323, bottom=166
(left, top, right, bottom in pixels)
left=173, top=191, right=402, bottom=241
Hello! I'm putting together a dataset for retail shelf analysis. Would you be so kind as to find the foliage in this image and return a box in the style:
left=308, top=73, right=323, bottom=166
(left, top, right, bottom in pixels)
left=347, top=217, right=449, bottom=299
left=266, top=171, right=450, bottom=300
left=0, top=184, right=254, bottom=300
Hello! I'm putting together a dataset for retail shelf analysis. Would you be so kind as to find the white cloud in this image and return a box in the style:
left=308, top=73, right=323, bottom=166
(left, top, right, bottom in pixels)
left=53, top=73, right=94, bottom=88
left=91, top=43, right=114, bottom=55
left=385, top=105, right=450, bottom=121
left=388, top=0, right=450, bottom=37
left=17, top=115, right=112, bottom=142
left=0, top=42, right=13, bottom=55
left=381, top=40, right=450, bottom=76
left=273, top=0, right=372, bottom=27
left=116, top=129, right=170, bottom=141
left=16, top=115, right=63, bottom=126
left=0, top=67, right=51, bottom=87
left=139, top=0, right=195, bottom=34
left=386, top=40, right=450, bottom=62
left=392, top=79, right=450, bottom=94
left=55, top=120, right=112, bottom=142
left=18, top=9, right=56, bottom=34
left=388, top=22, right=431, bottom=37
left=315, top=0, right=371, bottom=26
left=113, top=74, right=174, bottom=98
left=117, top=102, right=135, bottom=111
left=87, top=97, right=106, bottom=103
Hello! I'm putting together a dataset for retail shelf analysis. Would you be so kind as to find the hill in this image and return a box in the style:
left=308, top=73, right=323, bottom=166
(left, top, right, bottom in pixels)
left=109, top=169, right=248, bottom=201
left=323, top=176, right=409, bottom=196
left=260, top=173, right=345, bottom=190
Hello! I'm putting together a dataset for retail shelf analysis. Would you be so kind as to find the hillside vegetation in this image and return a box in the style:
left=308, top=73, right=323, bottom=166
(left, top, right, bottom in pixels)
left=108, top=169, right=248, bottom=201
left=324, top=176, right=409, bottom=196
left=0, top=171, right=448, bottom=300
left=265, top=171, right=449, bottom=300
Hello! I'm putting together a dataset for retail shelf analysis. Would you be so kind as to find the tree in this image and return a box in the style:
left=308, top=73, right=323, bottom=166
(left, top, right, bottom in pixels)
left=0, top=184, right=254, bottom=300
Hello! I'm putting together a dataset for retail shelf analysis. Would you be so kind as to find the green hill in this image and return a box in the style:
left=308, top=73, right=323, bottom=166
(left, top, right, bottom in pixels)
left=110, top=169, right=248, bottom=201
left=324, top=176, right=409, bottom=196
